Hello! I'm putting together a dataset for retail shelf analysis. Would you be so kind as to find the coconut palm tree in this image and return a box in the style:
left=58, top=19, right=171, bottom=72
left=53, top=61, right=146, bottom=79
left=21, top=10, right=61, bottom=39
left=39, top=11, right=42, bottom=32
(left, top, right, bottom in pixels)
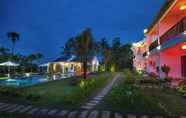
left=7, top=32, right=20, bottom=56
left=63, top=37, right=76, bottom=56
left=35, top=53, right=44, bottom=64
left=27, top=54, right=37, bottom=73
left=99, top=38, right=110, bottom=71
left=74, top=28, right=95, bottom=79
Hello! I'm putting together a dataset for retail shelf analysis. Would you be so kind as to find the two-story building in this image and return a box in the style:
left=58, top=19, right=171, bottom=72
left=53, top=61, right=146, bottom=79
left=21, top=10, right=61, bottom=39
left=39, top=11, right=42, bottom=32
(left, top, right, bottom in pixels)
left=133, top=0, right=186, bottom=79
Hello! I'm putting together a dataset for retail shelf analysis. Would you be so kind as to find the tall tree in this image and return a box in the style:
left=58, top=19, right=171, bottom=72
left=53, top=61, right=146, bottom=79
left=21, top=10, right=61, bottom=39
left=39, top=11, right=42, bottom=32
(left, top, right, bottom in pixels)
left=7, top=32, right=20, bottom=56
left=74, top=28, right=96, bottom=79
left=63, top=37, right=76, bottom=56
left=35, top=53, right=44, bottom=64
left=118, top=44, right=133, bottom=69
left=99, top=38, right=110, bottom=71
left=27, top=54, right=37, bottom=73
left=111, top=37, right=121, bottom=71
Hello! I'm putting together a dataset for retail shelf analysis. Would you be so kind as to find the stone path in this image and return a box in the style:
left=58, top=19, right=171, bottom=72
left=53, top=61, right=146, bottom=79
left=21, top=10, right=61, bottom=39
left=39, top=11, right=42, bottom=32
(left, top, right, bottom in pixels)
left=0, top=102, right=185, bottom=118
left=81, top=74, right=121, bottom=110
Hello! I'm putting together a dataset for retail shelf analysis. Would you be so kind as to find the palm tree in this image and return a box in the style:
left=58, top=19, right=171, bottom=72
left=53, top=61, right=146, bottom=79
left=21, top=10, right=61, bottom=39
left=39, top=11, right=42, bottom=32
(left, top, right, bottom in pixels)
left=7, top=32, right=20, bottom=56
left=35, top=53, right=44, bottom=64
left=99, top=38, right=110, bottom=71
left=63, top=37, right=76, bottom=56
left=27, top=54, right=37, bottom=73
left=74, top=28, right=95, bottom=79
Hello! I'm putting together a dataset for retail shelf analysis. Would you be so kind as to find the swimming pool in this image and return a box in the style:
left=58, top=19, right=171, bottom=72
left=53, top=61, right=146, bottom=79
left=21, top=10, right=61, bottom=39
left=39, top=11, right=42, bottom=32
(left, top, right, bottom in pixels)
left=0, top=75, right=49, bottom=87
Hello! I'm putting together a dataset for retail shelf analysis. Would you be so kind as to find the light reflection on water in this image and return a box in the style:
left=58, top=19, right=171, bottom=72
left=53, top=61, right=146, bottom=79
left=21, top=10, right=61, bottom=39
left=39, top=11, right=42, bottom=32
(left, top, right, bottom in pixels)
left=0, top=75, right=49, bottom=87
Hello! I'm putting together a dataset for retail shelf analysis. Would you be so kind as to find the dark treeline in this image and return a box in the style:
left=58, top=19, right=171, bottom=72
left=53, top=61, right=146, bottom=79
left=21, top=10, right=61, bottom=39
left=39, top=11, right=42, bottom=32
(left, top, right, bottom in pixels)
left=62, top=28, right=133, bottom=78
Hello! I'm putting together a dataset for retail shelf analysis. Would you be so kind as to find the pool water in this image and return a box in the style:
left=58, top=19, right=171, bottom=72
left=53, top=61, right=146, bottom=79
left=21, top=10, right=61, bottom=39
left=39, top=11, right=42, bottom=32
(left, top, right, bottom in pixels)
left=0, top=75, right=49, bottom=87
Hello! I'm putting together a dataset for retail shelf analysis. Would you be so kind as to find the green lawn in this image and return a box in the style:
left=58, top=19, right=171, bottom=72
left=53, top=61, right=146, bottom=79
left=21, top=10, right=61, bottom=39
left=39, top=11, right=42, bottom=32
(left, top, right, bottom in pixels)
left=0, top=77, right=9, bottom=80
left=0, top=73, right=113, bottom=109
left=97, top=70, right=186, bottom=116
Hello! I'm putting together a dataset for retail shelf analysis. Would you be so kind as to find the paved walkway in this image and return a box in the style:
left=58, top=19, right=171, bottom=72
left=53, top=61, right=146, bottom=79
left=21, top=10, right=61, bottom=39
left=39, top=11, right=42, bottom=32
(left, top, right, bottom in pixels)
left=0, top=102, right=184, bottom=118
left=81, top=74, right=121, bottom=110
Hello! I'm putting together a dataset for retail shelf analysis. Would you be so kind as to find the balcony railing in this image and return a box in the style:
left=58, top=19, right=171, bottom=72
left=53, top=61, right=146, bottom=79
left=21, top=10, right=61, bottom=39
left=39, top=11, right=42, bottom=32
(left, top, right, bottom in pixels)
left=149, top=16, right=186, bottom=52
left=149, top=40, right=158, bottom=52
left=160, top=16, right=186, bottom=44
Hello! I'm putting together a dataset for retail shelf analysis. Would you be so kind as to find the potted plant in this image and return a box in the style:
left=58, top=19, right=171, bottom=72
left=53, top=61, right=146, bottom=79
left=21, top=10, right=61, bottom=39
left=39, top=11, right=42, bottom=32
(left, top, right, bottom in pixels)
left=161, top=64, right=170, bottom=77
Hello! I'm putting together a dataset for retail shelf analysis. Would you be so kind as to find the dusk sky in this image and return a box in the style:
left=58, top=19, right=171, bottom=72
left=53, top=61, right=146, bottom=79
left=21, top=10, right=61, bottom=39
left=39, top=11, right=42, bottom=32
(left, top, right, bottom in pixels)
left=0, top=0, right=165, bottom=62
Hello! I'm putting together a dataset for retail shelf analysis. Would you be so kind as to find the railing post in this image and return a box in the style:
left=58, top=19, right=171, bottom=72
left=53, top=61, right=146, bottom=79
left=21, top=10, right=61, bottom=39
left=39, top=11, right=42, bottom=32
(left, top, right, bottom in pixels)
left=157, top=21, right=161, bottom=79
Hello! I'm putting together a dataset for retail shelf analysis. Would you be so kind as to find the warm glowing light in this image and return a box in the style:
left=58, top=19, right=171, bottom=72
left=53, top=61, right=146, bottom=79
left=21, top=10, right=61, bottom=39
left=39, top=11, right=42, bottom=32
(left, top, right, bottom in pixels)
left=183, top=31, right=186, bottom=35
left=182, top=45, right=186, bottom=50
left=145, top=55, right=148, bottom=59
left=157, top=45, right=161, bottom=50
left=147, top=51, right=150, bottom=56
left=180, top=4, right=186, bottom=11
left=143, top=29, right=148, bottom=34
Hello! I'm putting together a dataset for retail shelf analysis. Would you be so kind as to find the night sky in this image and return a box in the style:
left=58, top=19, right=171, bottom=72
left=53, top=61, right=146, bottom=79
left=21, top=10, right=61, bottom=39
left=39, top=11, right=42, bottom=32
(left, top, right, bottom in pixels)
left=0, top=0, right=165, bottom=62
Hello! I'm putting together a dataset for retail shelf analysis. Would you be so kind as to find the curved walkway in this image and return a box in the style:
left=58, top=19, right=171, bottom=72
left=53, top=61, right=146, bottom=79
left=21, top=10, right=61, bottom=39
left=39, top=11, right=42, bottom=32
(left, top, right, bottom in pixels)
left=81, top=73, right=121, bottom=110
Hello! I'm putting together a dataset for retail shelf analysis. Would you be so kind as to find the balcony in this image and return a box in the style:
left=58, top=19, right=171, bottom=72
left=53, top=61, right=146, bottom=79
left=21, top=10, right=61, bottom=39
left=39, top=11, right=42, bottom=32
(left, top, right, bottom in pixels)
left=149, top=16, right=186, bottom=52
left=160, top=16, right=186, bottom=44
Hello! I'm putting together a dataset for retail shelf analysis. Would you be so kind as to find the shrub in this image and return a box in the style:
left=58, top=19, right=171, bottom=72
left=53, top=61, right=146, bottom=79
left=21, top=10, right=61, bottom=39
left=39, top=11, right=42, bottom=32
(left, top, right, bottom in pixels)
left=161, top=64, right=171, bottom=77
left=140, top=77, right=160, bottom=85
left=149, top=72, right=158, bottom=78
left=123, top=69, right=135, bottom=85
left=163, top=77, right=173, bottom=82
left=23, top=92, right=41, bottom=101
left=0, top=86, right=21, bottom=97
left=177, top=85, right=186, bottom=97
left=106, top=84, right=161, bottom=112
left=62, top=74, right=111, bottom=105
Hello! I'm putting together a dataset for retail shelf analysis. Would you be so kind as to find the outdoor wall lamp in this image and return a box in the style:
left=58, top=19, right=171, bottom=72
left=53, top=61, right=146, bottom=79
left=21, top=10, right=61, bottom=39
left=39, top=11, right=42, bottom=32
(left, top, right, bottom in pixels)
left=182, top=44, right=186, bottom=50
left=180, top=4, right=186, bottom=11
left=157, top=45, right=161, bottom=50
left=143, top=29, right=148, bottom=34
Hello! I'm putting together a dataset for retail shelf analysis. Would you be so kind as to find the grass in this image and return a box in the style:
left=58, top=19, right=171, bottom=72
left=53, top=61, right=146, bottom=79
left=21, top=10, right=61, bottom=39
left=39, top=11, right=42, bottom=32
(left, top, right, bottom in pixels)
left=140, top=87, right=186, bottom=116
left=99, top=83, right=164, bottom=114
left=97, top=70, right=186, bottom=116
left=0, top=77, right=9, bottom=80
left=0, top=73, right=113, bottom=109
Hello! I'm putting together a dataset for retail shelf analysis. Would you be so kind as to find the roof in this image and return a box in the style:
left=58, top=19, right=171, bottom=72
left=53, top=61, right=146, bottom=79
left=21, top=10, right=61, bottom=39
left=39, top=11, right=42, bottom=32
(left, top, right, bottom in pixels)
left=53, top=55, right=80, bottom=62
left=147, top=0, right=176, bottom=34
left=53, top=55, right=100, bottom=63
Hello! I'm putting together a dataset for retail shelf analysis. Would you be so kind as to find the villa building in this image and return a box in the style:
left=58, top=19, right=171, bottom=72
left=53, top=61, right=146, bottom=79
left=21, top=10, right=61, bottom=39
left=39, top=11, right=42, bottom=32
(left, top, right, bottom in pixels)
left=132, top=0, right=186, bottom=79
left=47, top=55, right=99, bottom=76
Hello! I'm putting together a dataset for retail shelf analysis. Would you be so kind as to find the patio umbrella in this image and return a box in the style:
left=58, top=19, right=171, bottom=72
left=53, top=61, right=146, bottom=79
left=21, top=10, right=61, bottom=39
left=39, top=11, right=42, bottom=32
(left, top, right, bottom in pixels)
left=0, top=61, right=19, bottom=77
left=0, top=61, right=19, bottom=66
